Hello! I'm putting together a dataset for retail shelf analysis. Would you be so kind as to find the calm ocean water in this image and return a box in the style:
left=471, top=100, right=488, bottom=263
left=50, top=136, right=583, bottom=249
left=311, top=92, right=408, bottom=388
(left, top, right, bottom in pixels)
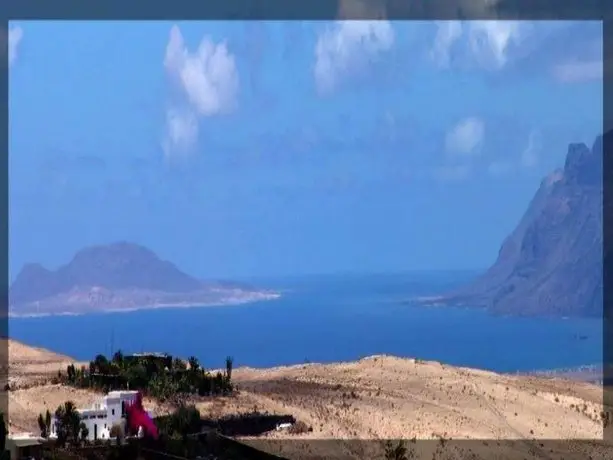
left=9, top=272, right=603, bottom=373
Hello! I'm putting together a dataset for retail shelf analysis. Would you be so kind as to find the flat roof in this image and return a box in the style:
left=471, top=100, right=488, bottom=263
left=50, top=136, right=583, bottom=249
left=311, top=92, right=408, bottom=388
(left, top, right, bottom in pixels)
left=127, top=352, right=170, bottom=358
left=9, top=438, right=43, bottom=447
left=107, top=390, right=138, bottom=397
left=78, top=409, right=106, bottom=415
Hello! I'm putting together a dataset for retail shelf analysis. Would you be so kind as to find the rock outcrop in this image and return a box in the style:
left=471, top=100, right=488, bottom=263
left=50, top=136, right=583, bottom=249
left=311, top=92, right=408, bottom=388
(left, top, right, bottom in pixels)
left=440, top=134, right=603, bottom=317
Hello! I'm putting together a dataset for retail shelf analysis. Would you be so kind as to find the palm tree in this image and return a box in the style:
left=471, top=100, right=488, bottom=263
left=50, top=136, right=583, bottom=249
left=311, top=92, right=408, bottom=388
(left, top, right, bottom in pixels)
left=37, top=414, right=48, bottom=438
left=225, top=356, right=234, bottom=382
left=79, top=422, right=89, bottom=444
left=112, top=350, right=124, bottom=366
left=94, top=354, right=109, bottom=374
left=125, top=363, right=149, bottom=390
left=45, top=410, right=52, bottom=435
left=55, top=401, right=81, bottom=447
left=66, top=364, right=76, bottom=383
left=187, top=356, right=200, bottom=373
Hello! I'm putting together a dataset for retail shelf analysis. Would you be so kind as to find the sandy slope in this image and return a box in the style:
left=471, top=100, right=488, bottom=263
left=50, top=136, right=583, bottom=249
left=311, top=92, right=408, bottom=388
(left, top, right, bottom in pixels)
left=5, top=342, right=612, bottom=459
left=4, top=339, right=91, bottom=432
left=3, top=338, right=78, bottom=389
left=219, top=356, right=606, bottom=440
left=200, top=356, right=603, bottom=439
left=202, top=356, right=612, bottom=459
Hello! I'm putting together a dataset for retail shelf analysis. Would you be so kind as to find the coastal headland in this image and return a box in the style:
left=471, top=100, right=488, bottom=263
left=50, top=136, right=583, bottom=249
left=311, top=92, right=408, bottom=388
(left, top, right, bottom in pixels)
left=9, top=242, right=279, bottom=317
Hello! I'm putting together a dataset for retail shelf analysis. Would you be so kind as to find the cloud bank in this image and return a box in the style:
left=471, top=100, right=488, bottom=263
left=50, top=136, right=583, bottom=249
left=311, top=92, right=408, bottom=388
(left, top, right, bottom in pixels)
left=430, top=21, right=602, bottom=83
left=314, top=20, right=394, bottom=94
left=431, top=20, right=528, bottom=71
left=445, top=117, right=485, bottom=156
left=163, top=25, right=239, bottom=159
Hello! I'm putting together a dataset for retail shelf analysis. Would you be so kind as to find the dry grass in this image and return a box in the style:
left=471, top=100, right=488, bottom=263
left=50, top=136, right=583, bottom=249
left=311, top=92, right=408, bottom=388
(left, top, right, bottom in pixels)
left=204, top=356, right=612, bottom=459
left=6, top=342, right=613, bottom=459
left=4, top=338, right=80, bottom=389
left=202, top=356, right=607, bottom=441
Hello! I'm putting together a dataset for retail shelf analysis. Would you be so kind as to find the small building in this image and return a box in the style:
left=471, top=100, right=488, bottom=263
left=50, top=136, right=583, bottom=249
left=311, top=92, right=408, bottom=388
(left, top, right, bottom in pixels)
left=49, top=390, right=154, bottom=442
left=124, top=352, right=172, bottom=370
left=6, top=433, right=44, bottom=460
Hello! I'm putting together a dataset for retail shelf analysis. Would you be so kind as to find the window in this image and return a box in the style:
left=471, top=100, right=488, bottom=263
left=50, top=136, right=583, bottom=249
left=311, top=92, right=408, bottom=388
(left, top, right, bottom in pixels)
left=112, top=409, right=115, bottom=416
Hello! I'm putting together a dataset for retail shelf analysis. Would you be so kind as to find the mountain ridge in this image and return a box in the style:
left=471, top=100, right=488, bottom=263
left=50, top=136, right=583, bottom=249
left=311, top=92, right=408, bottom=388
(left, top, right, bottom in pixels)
left=9, top=242, right=277, bottom=316
left=434, top=133, right=603, bottom=317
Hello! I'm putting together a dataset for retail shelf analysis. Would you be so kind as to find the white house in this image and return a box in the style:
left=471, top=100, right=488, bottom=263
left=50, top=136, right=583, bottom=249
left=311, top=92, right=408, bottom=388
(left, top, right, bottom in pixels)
left=6, top=432, right=44, bottom=460
left=49, top=390, right=154, bottom=442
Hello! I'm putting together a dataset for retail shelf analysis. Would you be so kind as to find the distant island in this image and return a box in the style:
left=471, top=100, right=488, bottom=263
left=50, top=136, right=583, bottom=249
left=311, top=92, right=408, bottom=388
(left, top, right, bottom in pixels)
left=423, top=133, right=604, bottom=318
left=8, top=242, right=279, bottom=317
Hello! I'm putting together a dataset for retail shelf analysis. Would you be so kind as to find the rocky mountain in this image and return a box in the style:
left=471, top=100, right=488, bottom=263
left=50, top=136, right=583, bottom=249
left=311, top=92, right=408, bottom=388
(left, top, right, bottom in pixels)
left=436, top=133, right=604, bottom=317
left=9, top=242, right=278, bottom=316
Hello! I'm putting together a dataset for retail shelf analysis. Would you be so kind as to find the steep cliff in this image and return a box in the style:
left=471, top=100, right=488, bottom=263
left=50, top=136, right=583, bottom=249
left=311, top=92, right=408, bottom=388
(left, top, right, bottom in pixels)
left=442, top=134, right=603, bottom=317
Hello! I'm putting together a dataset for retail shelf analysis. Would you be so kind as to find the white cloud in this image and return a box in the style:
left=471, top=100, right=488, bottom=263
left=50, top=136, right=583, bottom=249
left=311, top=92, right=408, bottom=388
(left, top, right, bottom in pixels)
left=431, top=21, right=525, bottom=71
left=486, top=129, right=542, bottom=176
left=431, top=21, right=603, bottom=84
left=430, top=21, right=462, bottom=68
left=162, top=109, right=199, bottom=158
left=163, top=25, right=239, bottom=158
left=436, top=117, right=484, bottom=182
left=520, top=129, right=541, bottom=168
left=445, top=117, right=485, bottom=156
left=467, top=21, right=524, bottom=70
left=314, top=20, right=394, bottom=94
left=552, top=59, right=602, bottom=83
left=8, top=26, right=23, bottom=68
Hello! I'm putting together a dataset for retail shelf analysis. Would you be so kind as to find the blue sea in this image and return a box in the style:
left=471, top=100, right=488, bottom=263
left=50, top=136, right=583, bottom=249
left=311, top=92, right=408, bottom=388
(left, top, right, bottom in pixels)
left=9, top=272, right=603, bottom=374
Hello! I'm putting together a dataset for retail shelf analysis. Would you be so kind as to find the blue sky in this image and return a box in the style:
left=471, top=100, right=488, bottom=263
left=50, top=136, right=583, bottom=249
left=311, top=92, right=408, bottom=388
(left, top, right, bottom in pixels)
left=8, top=20, right=603, bottom=280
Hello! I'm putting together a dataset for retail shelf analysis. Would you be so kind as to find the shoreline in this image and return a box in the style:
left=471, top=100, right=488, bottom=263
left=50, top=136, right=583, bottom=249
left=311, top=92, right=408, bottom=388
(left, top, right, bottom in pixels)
left=7, top=292, right=281, bottom=319
left=230, top=358, right=605, bottom=385
left=516, top=364, right=605, bottom=385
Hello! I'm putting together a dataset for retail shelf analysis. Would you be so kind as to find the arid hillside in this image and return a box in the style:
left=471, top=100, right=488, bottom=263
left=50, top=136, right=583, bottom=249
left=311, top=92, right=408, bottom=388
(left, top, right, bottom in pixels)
left=6, top=341, right=612, bottom=459
left=4, top=338, right=76, bottom=389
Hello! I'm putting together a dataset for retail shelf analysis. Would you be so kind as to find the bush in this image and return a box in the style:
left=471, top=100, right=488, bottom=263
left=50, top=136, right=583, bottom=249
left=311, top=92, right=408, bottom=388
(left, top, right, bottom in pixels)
left=64, top=351, right=235, bottom=400
left=384, top=440, right=411, bottom=460
left=288, top=421, right=311, bottom=435
left=109, top=422, right=125, bottom=445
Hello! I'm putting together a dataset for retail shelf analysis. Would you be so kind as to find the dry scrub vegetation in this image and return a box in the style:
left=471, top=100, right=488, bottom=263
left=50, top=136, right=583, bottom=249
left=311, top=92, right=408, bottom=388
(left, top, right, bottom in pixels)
left=6, top=340, right=613, bottom=459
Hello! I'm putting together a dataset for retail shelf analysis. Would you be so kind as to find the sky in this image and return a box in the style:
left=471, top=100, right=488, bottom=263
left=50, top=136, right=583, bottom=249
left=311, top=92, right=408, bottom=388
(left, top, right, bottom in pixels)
left=7, top=20, right=603, bottom=281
